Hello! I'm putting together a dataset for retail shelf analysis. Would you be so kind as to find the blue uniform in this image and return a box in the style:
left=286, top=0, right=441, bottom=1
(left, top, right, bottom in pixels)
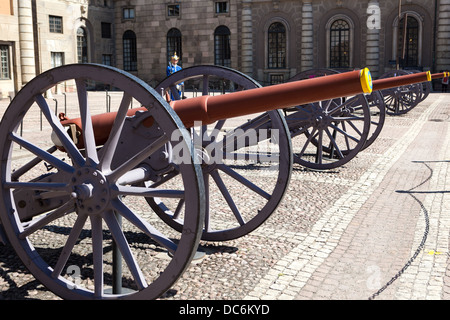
left=167, top=63, right=182, bottom=77
left=166, top=63, right=183, bottom=99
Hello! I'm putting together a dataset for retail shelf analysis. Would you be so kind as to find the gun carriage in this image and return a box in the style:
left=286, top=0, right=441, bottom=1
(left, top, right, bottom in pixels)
left=0, top=63, right=440, bottom=299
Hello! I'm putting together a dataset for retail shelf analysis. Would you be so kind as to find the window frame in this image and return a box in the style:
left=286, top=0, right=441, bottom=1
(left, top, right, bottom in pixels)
left=167, top=4, right=180, bottom=17
left=0, top=45, right=11, bottom=80
left=51, top=52, right=65, bottom=69
left=49, top=15, right=63, bottom=34
left=393, top=13, right=422, bottom=68
left=123, top=30, right=137, bottom=72
left=329, top=19, right=350, bottom=69
left=122, top=7, right=135, bottom=20
left=167, top=28, right=182, bottom=66
left=214, top=25, right=231, bottom=68
left=215, top=1, right=229, bottom=14
left=325, top=15, right=354, bottom=69
left=267, top=22, right=287, bottom=69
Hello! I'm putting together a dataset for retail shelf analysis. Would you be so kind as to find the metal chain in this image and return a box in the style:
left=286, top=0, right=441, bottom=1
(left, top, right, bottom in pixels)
left=368, top=163, right=432, bottom=300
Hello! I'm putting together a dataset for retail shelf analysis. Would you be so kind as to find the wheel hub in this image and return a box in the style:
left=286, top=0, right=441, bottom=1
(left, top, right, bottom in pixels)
left=312, top=110, right=331, bottom=130
left=70, top=167, right=110, bottom=215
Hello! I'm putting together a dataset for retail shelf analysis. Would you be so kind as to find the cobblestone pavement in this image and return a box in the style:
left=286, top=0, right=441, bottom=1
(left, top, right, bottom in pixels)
left=0, top=91, right=449, bottom=300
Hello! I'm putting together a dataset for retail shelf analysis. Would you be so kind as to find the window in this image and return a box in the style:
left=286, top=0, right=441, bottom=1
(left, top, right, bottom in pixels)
left=77, top=27, right=88, bottom=63
left=51, top=52, right=64, bottom=69
left=268, top=22, right=286, bottom=69
left=123, top=7, right=135, bottom=20
left=214, top=26, right=231, bottom=67
left=167, top=28, right=182, bottom=65
left=0, top=45, right=10, bottom=80
left=398, top=15, right=419, bottom=68
left=102, top=54, right=112, bottom=66
left=329, top=19, right=350, bottom=68
left=168, top=4, right=180, bottom=17
left=123, top=30, right=137, bottom=71
left=49, top=15, right=63, bottom=33
left=215, top=2, right=229, bottom=14
left=270, top=74, right=284, bottom=85
left=101, top=22, right=112, bottom=38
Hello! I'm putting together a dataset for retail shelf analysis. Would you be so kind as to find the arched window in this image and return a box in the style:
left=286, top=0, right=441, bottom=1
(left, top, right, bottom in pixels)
left=329, top=19, right=350, bottom=68
left=123, top=30, right=137, bottom=71
left=268, top=22, right=286, bottom=69
left=167, top=28, right=182, bottom=65
left=77, top=27, right=88, bottom=63
left=214, top=26, right=231, bottom=67
left=398, top=15, right=419, bottom=68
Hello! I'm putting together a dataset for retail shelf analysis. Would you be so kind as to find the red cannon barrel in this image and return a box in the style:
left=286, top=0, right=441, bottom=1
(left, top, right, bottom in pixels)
left=431, top=71, right=449, bottom=80
left=58, top=68, right=440, bottom=148
left=371, top=71, right=431, bottom=91
left=170, top=69, right=372, bottom=127
left=59, top=68, right=372, bottom=147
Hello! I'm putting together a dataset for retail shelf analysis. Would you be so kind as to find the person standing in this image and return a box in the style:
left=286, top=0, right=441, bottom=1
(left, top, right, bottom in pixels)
left=166, top=52, right=183, bottom=100
left=442, top=71, right=449, bottom=93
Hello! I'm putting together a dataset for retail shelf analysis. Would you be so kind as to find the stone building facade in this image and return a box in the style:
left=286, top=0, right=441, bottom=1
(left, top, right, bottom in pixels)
left=0, top=0, right=114, bottom=97
left=1, top=0, right=450, bottom=98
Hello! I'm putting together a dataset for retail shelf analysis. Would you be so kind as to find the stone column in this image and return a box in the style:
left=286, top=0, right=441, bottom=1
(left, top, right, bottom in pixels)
left=301, top=1, right=314, bottom=71
left=366, top=0, right=380, bottom=78
left=436, top=0, right=450, bottom=72
left=18, top=0, right=36, bottom=85
left=241, top=0, right=253, bottom=76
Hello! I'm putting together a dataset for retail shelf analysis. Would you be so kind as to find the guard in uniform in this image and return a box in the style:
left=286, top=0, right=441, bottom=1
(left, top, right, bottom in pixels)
left=166, top=52, right=183, bottom=100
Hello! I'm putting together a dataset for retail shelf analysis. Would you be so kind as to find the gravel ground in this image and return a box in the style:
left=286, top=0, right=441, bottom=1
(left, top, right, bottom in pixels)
left=0, top=89, right=445, bottom=301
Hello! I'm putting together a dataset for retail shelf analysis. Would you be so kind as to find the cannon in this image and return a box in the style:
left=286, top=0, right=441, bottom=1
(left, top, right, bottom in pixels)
left=0, top=63, right=436, bottom=300
left=283, top=68, right=386, bottom=169
left=376, top=70, right=429, bottom=115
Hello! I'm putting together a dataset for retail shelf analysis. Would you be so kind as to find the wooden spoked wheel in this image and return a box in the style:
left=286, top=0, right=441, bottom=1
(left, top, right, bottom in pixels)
left=378, top=70, right=423, bottom=115
left=151, top=65, right=293, bottom=241
left=0, top=64, right=204, bottom=299
left=285, top=69, right=371, bottom=170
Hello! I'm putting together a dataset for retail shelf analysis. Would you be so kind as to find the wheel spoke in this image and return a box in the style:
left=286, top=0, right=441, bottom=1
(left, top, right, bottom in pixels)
left=9, top=132, right=75, bottom=174
left=11, top=146, right=58, bottom=181
left=112, top=198, right=177, bottom=253
left=324, top=128, right=344, bottom=159
left=172, top=198, right=185, bottom=220
left=103, top=211, right=148, bottom=290
left=107, top=134, right=168, bottom=183
left=90, top=215, right=104, bottom=298
left=315, top=130, right=323, bottom=164
left=4, top=181, right=70, bottom=191
left=147, top=169, right=180, bottom=188
left=99, top=93, right=133, bottom=171
left=20, top=201, right=75, bottom=239
left=210, top=170, right=245, bottom=226
left=35, top=95, right=85, bottom=167
left=202, top=75, right=209, bottom=95
left=297, top=127, right=317, bottom=158
left=76, top=79, right=99, bottom=165
left=51, top=213, right=88, bottom=278
left=329, top=123, right=361, bottom=143
left=217, top=163, right=271, bottom=200
left=114, top=185, right=184, bottom=199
